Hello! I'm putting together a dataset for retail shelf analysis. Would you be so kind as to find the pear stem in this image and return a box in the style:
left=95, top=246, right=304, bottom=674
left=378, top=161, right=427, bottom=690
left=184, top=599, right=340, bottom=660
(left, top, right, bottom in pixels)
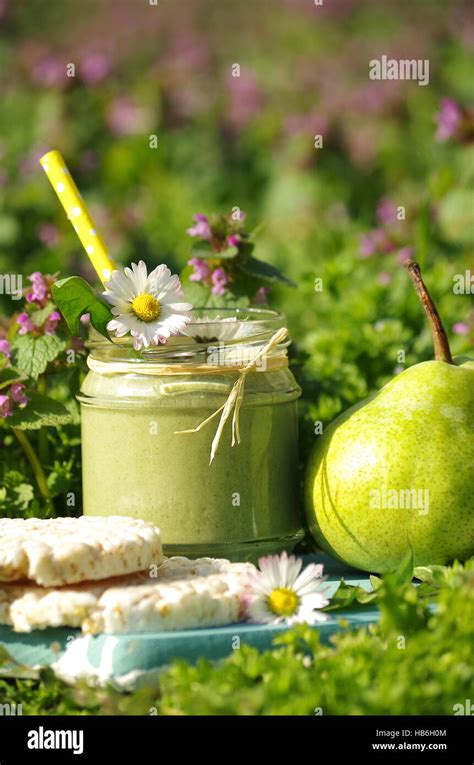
left=404, top=260, right=453, bottom=364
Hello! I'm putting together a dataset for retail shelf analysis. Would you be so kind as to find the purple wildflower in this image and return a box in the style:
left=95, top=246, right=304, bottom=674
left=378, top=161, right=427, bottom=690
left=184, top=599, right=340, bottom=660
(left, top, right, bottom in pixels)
left=80, top=53, right=111, bottom=84
left=377, top=271, right=392, bottom=286
left=377, top=198, right=398, bottom=226
left=17, top=313, right=35, bottom=335
left=26, top=272, right=51, bottom=307
left=188, top=257, right=211, bottom=282
left=227, top=234, right=240, bottom=247
left=284, top=111, right=328, bottom=138
left=359, top=229, right=392, bottom=258
left=452, top=322, right=469, bottom=336
left=359, top=233, right=377, bottom=258
left=397, top=247, right=412, bottom=264
left=20, top=146, right=49, bottom=177
left=252, top=286, right=270, bottom=304
left=211, top=268, right=228, bottom=296
left=9, top=383, right=29, bottom=405
left=44, top=311, right=61, bottom=336
left=227, top=71, right=263, bottom=129
left=436, top=99, right=462, bottom=142
left=26, top=275, right=47, bottom=306
left=0, top=339, right=10, bottom=358
left=38, top=223, right=59, bottom=248
left=31, top=56, right=68, bottom=89
left=106, top=97, right=146, bottom=136
left=187, top=214, right=212, bottom=241
left=0, top=394, right=12, bottom=418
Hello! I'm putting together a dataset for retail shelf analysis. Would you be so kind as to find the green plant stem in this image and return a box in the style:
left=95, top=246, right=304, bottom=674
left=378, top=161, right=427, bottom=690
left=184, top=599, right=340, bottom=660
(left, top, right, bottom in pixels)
left=37, top=375, right=50, bottom=465
left=13, top=428, right=53, bottom=511
left=404, top=260, right=453, bottom=364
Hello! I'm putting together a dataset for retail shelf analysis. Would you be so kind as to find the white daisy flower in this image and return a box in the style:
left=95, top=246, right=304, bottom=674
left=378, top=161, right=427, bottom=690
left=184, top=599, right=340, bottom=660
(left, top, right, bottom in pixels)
left=245, top=551, right=330, bottom=626
left=103, top=261, right=193, bottom=350
left=183, top=316, right=247, bottom=344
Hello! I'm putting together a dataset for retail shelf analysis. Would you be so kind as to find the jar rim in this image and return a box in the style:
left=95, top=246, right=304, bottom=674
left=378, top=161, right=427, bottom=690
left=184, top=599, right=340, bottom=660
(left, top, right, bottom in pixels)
left=86, top=307, right=289, bottom=363
left=188, top=306, right=284, bottom=323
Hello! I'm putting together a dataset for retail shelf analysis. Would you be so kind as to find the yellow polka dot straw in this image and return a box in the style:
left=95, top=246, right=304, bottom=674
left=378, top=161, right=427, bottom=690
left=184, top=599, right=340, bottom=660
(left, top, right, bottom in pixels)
left=39, top=150, right=116, bottom=285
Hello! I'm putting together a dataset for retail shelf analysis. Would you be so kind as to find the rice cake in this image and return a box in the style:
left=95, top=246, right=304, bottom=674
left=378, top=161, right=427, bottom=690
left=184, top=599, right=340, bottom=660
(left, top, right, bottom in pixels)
left=0, top=556, right=255, bottom=634
left=0, top=516, right=162, bottom=586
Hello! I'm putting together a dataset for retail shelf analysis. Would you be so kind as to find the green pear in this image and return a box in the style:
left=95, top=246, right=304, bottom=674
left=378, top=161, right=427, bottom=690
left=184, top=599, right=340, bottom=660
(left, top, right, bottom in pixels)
left=305, top=262, right=474, bottom=572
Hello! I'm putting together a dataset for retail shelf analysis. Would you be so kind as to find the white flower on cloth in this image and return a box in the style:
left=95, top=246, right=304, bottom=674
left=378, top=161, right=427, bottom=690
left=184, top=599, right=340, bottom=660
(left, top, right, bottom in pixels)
left=183, top=316, right=247, bottom=344
left=245, top=551, right=330, bottom=625
left=103, top=261, right=193, bottom=350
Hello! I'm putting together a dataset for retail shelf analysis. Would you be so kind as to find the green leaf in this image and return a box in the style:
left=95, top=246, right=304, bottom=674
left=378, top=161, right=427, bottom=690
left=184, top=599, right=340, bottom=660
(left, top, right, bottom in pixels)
left=190, top=242, right=239, bottom=260
left=0, top=471, right=35, bottom=512
left=369, top=574, right=383, bottom=590
left=216, top=246, right=239, bottom=260
left=248, top=221, right=267, bottom=239
left=181, top=280, right=210, bottom=307
left=205, top=289, right=250, bottom=309
left=324, top=578, right=378, bottom=612
left=12, top=334, right=67, bottom=379
left=30, top=303, right=56, bottom=327
left=236, top=240, right=254, bottom=258
left=415, top=582, right=442, bottom=599
left=0, top=367, right=27, bottom=390
left=326, top=568, right=406, bottom=614
left=324, top=579, right=361, bottom=610
left=190, top=240, right=214, bottom=259
left=237, top=256, right=296, bottom=286
left=8, top=393, right=72, bottom=430
left=181, top=279, right=250, bottom=310
left=47, top=459, right=75, bottom=497
left=414, top=565, right=449, bottom=583
left=11, top=481, right=35, bottom=510
left=13, top=483, right=35, bottom=510
left=52, top=277, right=112, bottom=338
left=390, top=547, right=414, bottom=588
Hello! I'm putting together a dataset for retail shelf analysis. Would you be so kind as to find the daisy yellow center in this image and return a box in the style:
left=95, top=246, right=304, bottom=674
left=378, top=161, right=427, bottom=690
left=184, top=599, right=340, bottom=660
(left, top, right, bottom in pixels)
left=267, top=587, right=298, bottom=616
left=131, top=293, right=161, bottom=322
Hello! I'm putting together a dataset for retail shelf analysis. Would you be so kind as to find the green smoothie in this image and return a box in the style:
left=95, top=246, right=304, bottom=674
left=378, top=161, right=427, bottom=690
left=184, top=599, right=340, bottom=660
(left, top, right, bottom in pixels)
left=78, top=318, right=304, bottom=561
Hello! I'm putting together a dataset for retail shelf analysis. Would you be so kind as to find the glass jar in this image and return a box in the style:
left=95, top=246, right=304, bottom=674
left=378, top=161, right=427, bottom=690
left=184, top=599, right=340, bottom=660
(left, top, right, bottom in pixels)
left=77, top=308, right=304, bottom=561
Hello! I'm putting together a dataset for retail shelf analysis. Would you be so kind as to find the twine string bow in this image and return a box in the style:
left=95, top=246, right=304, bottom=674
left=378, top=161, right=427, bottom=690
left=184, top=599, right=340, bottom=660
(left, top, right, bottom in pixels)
left=175, top=327, right=289, bottom=464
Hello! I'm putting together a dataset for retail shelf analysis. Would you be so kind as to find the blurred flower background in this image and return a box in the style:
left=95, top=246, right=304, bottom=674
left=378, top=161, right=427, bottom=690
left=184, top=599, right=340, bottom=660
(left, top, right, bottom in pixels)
left=0, top=0, right=473, bottom=458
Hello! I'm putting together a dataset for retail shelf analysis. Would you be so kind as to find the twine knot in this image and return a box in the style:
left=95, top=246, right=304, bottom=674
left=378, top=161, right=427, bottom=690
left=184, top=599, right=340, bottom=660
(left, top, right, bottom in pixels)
left=175, top=327, right=289, bottom=464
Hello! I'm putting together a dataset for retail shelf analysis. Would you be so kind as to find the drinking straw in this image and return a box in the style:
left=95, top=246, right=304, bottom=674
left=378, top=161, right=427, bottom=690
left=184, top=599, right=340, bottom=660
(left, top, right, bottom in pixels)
left=39, top=150, right=116, bottom=284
